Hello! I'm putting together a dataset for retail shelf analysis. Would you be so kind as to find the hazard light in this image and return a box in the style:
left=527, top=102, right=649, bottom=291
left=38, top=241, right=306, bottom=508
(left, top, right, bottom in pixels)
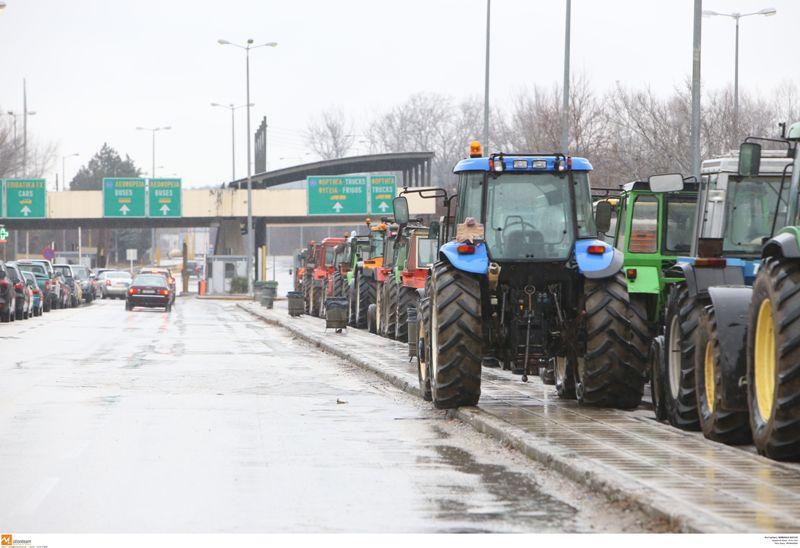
left=587, top=245, right=606, bottom=255
left=469, top=140, right=483, bottom=158
left=457, top=244, right=476, bottom=255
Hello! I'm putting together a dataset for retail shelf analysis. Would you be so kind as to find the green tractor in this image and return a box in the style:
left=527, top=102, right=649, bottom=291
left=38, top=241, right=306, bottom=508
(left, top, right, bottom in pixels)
left=343, top=232, right=372, bottom=327
left=598, top=178, right=699, bottom=417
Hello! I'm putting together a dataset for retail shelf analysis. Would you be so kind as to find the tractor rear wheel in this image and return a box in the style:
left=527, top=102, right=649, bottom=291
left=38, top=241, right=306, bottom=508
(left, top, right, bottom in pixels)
left=695, top=305, right=752, bottom=445
left=663, top=285, right=702, bottom=430
left=649, top=336, right=668, bottom=421
left=396, top=286, right=418, bottom=342
left=747, top=257, right=800, bottom=460
left=311, top=280, right=323, bottom=317
left=577, top=272, right=647, bottom=409
left=430, top=261, right=483, bottom=409
left=417, top=295, right=433, bottom=401
left=354, top=273, right=372, bottom=329
left=332, top=271, right=344, bottom=298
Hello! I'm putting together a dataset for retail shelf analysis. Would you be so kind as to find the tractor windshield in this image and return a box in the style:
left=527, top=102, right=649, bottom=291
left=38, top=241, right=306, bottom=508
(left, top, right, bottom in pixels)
left=324, top=246, right=335, bottom=266
left=484, top=172, right=593, bottom=261
left=720, top=176, right=788, bottom=255
left=417, top=238, right=438, bottom=268
left=664, top=194, right=696, bottom=254
left=370, top=233, right=385, bottom=258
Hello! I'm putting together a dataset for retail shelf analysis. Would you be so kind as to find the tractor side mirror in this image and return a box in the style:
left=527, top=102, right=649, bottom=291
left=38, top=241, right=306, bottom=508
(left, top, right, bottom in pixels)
left=738, top=142, right=762, bottom=177
left=648, top=173, right=684, bottom=193
left=428, top=220, right=440, bottom=241
left=595, top=201, right=613, bottom=234
left=393, top=196, right=410, bottom=225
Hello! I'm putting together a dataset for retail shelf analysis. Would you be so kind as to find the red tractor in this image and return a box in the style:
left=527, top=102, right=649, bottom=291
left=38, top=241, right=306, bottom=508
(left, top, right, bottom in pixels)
left=308, top=237, right=346, bottom=317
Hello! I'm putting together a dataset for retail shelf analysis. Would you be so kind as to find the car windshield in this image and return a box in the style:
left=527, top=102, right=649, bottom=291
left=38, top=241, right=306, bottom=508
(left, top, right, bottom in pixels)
left=54, top=266, right=72, bottom=278
left=664, top=193, right=697, bottom=254
left=133, top=275, right=167, bottom=287
left=19, top=263, right=47, bottom=276
left=72, top=266, right=89, bottom=280
left=485, top=172, right=588, bottom=260
left=417, top=238, right=438, bottom=268
left=721, top=176, right=788, bottom=255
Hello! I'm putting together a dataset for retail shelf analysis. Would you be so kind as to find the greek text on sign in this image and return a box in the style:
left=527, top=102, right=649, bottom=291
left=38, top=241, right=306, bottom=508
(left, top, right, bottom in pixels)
left=103, top=178, right=147, bottom=217
left=5, top=178, right=47, bottom=218
left=148, top=178, right=182, bottom=217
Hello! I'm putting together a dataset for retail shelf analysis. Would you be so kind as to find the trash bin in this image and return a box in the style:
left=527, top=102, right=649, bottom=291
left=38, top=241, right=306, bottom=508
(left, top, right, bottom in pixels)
left=254, top=281, right=268, bottom=303
left=325, top=298, right=348, bottom=332
left=287, top=291, right=304, bottom=316
left=259, top=281, right=278, bottom=308
left=407, top=305, right=418, bottom=358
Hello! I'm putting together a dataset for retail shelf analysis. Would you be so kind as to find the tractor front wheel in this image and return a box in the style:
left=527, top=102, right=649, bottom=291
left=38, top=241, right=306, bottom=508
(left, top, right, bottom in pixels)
left=332, top=271, right=344, bottom=298
left=396, top=286, right=418, bottom=342
left=311, top=280, right=323, bottom=317
left=747, top=257, right=800, bottom=460
left=663, top=285, right=702, bottom=430
left=417, top=295, right=433, bottom=401
left=429, top=261, right=483, bottom=409
left=354, top=273, right=372, bottom=329
left=577, top=272, right=647, bottom=409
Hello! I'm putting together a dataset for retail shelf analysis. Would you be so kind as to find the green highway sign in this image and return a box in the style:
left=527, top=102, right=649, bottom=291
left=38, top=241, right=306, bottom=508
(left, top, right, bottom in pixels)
left=307, top=175, right=367, bottom=215
left=0, top=180, right=3, bottom=218
left=149, top=178, right=182, bottom=217
left=0, top=225, right=8, bottom=243
left=5, top=179, right=46, bottom=218
left=104, top=178, right=146, bottom=217
left=370, top=175, right=396, bottom=215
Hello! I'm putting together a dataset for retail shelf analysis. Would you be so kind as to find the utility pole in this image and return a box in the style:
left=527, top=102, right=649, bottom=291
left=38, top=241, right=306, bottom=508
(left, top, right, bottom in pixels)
left=482, top=0, right=491, bottom=154
left=691, top=0, right=703, bottom=181
left=23, top=79, right=28, bottom=177
left=560, top=0, right=572, bottom=155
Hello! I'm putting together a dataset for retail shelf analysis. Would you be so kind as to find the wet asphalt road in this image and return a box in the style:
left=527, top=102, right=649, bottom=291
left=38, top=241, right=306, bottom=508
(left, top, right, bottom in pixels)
left=0, top=298, right=646, bottom=533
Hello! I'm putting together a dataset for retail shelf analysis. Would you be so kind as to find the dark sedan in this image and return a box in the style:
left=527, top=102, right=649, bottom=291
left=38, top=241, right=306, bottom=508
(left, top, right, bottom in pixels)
left=125, top=274, right=172, bottom=312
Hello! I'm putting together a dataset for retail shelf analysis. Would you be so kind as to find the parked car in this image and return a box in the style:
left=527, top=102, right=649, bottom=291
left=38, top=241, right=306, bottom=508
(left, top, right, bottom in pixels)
left=71, top=265, right=95, bottom=303
left=99, top=270, right=133, bottom=299
left=0, top=262, right=17, bottom=322
left=6, top=263, right=32, bottom=320
left=139, top=267, right=176, bottom=303
left=126, top=273, right=173, bottom=312
left=22, top=272, right=43, bottom=317
left=17, top=261, right=54, bottom=312
left=53, top=264, right=82, bottom=307
left=28, top=259, right=62, bottom=311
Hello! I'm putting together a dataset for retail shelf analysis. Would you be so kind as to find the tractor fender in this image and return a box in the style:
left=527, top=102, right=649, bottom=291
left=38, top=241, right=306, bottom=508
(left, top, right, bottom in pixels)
left=669, top=261, right=746, bottom=298
left=706, top=286, right=753, bottom=410
left=625, top=265, right=661, bottom=294
left=763, top=230, right=800, bottom=259
left=574, top=239, right=622, bottom=279
left=439, top=241, right=489, bottom=275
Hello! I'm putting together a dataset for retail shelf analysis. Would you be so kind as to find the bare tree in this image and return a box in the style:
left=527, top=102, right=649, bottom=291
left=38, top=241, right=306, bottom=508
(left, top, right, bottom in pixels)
left=0, top=110, right=55, bottom=179
left=305, top=107, right=355, bottom=160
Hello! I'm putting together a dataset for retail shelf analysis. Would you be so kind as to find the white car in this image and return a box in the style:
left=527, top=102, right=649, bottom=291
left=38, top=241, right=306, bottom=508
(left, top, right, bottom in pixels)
left=99, top=270, right=133, bottom=299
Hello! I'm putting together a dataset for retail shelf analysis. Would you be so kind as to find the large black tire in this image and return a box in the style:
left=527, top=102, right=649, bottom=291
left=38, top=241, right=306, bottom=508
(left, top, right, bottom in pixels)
left=1, top=309, right=10, bottom=322
left=417, top=295, right=433, bottom=401
left=395, top=286, right=418, bottom=343
left=577, top=272, right=647, bottom=409
left=354, top=272, right=372, bottom=329
left=555, top=352, right=577, bottom=400
left=695, top=305, right=752, bottom=445
left=430, top=261, right=483, bottom=409
left=367, top=303, right=377, bottom=334
left=332, top=271, right=344, bottom=298
left=649, top=336, right=668, bottom=421
left=663, top=285, right=702, bottom=430
left=747, top=257, right=800, bottom=460
left=347, top=280, right=357, bottom=327
left=303, top=274, right=312, bottom=314
left=380, top=278, right=398, bottom=339
left=311, top=280, right=323, bottom=317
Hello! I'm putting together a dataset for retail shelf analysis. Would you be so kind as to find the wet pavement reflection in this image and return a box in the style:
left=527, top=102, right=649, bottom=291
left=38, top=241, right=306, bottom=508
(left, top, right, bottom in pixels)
left=0, top=298, right=597, bottom=533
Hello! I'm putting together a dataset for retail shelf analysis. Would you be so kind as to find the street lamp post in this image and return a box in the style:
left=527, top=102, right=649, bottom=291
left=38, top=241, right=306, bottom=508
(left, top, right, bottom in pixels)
left=560, top=0, right=572, bottom=155
left=482, top=0, right=491, bottom=153
left=61, top=153, right=79, bottom=191
left=136, top=126, right=171, bottom=264
left=218, top=38, right=278, bottom=295
left=703, top=7, right=776, bottom=137
left=211, top=102, right=253, bottom=184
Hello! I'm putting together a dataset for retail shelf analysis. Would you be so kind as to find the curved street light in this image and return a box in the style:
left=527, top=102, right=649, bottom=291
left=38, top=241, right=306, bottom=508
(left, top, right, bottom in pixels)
left=703, top=7, right=777, bottom=136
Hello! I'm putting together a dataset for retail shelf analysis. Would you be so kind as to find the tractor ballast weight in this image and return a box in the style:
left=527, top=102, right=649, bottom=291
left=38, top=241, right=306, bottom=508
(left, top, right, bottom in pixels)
left=419, top=148, right=647, bottom=409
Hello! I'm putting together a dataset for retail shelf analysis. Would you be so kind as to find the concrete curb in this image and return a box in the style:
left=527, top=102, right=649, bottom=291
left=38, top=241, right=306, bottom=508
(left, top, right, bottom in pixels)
left=238, top=303, right=739, bottom=533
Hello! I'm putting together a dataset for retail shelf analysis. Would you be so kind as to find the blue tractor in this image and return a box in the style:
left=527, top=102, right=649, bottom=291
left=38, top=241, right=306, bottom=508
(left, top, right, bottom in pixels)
left=408, top=143, right=650, bottom=409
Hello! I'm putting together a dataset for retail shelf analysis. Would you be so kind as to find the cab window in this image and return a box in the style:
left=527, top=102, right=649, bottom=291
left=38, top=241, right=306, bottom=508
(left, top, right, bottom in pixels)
left=628, top=195, right=658, bottom=253
left=614, top=198, right=628, bottom=252
left=456, top=172, right=484, bottom=224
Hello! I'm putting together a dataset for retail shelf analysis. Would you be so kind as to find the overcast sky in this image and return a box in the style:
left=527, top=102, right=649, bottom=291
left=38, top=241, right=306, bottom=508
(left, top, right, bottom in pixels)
left=1, top=0, right=798, bottom=188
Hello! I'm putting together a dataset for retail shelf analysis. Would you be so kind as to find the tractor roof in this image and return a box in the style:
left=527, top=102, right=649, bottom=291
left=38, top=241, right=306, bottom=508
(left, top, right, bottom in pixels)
left=454, top=154, right=592, bottom=173
left=621, top=180, right=700, bottom=192
left=702, top=150, right=793, bottom=175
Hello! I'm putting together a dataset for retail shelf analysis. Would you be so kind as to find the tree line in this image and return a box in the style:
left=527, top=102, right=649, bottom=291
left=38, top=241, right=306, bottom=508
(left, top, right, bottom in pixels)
left=306, top=77, right=800, bottom=189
